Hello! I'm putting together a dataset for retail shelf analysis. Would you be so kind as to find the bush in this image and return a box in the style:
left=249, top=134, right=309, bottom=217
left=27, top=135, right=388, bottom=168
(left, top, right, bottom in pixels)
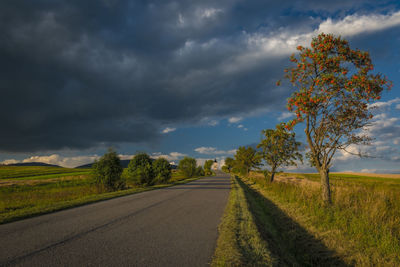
left=221, top=165, right=229, bottom=173
left=196, top=166, right=205, bottom=176
left=153, top=158, right=172, bottom=184
left=178, top=157, right=197, bottom=178
left=92, top=148, right=124, bottom=191
left=204, top=160, right=213, bottom=176
left=126, top=153, right=154, bottom=186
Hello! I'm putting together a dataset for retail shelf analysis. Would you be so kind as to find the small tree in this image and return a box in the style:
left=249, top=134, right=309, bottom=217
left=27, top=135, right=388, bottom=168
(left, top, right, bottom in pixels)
left=153, top=158, right=172, bottom=184
left=223, top=157, right=235, bottom=173
left=92, top=148, right=124, bottom=191
left=281, top=33, right=392, bottom=203
left=204, top=160, right=214, bottom=176
left=126, top=153, right=154, bottom=186
left=233, top=146, right=261, bottom=176
left=196, top=166, right=205, bottom=176
left=178, top=157, right=197, bottom=178
left=257, top=123, right=302, bottom=182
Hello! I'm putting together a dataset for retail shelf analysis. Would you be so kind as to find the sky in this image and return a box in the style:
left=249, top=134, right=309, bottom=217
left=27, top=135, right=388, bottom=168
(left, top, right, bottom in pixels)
left=1, top=0, right=400, bottom=173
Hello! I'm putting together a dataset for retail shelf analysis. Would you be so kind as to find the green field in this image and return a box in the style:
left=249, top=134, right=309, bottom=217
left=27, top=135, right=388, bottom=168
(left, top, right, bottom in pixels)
left=218, top=172, right=400, bottom=266
left=0, top=166, right=198, bottom=224
left=0, top=166, right=89, bottom=179
left=289, top=172, right=400, bottom=188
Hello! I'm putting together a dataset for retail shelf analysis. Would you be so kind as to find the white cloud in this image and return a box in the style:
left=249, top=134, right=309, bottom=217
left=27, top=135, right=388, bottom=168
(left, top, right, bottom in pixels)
left=367, top=113, right=399, bottom=132
left=277, top=112, right=294, bottom=120
left=236, top=124, right=248, bottom=131
left=198, top=8, right=222, bottom=19
left=0, top=154, right=100, bottom=168
left=390, top=155, right=400, bottom=161
left=333, top=100, right=400, bottom=166
left=161, top=127, right=176, bottom=134
left=0, top=159, right=20, bottom=165
left=334, top=144, right=362, bottom=161
left=226, top=11, right=400, bottom=74
left=199, top=117, right=219, bottom=127
left=177, top=13, right=185, bottom=27
left=369, top=97, right=400, bottom=109
left=151, top=152, right=186, bottom=162
left=118, top=154, right=135, bottom=160
left=195, top=146, right=236, bottom=155
left=318, top=11, right=400, bottom=37
left=177, top=7, right=223, bottom=29
left=228, top=116, right=242, bottom=123
left=208, top=120, right=219, bottom=126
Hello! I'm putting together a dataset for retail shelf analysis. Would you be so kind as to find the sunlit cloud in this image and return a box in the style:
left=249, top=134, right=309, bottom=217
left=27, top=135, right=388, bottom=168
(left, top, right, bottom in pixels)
left=162, top=127, right=177, bottom=134
left=228, top=117, right=243, bottom=123
left=194, top=147, right=236, bottom=155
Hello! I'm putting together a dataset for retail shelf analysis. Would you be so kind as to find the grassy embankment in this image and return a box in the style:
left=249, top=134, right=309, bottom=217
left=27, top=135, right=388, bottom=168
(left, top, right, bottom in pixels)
left=212, top=175, right=274, bottom=266
left=218, top=171, right=400, bottom=266
left=0, top=166, right=199, bottom=224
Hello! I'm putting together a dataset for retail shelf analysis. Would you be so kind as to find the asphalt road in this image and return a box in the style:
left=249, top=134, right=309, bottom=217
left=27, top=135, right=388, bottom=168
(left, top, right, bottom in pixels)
left=0, top=172, right=231, bottom=267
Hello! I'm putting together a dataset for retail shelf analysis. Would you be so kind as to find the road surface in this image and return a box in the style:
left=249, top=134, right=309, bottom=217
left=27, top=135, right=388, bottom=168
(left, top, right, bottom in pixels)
left=0, top=172, right=231, bottom=266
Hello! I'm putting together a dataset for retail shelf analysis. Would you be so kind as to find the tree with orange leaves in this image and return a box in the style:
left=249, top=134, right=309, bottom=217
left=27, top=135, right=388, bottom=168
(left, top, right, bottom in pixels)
left=280, top=33, right=392, bottom=203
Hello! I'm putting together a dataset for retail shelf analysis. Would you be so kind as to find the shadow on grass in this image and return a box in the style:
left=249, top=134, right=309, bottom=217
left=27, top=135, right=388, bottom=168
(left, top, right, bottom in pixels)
left=236, top=178, right=351, bottom=267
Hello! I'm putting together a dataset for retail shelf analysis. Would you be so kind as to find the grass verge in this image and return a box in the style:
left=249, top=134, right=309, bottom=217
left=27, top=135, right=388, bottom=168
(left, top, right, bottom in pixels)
left=212, top=175, right=274, bottom=266
left=242, top=172, right=400, bottom=266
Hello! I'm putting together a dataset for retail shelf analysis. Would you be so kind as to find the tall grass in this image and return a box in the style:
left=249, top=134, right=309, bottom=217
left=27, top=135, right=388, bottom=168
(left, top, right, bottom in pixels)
left=243, top=172, right=400, bottom=266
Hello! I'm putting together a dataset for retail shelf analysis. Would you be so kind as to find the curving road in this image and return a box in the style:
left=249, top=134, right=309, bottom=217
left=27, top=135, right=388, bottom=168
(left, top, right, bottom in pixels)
left=0, top=172, right=231, bottom=266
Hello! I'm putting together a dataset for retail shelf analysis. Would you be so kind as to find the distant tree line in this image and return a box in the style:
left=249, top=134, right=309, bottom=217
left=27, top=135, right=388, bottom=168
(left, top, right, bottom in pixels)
left=222, top=128, right=302, bottom=184
left=92, top=150, right=208, bottom=192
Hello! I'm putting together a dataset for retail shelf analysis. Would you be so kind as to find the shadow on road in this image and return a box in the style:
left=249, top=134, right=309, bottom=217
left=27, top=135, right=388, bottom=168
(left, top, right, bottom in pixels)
left=165, top=180, right=231, bottom=190
left=237, top=178, right=352, bottom=267
left=184, top=182, right=231, bottom=186
left=165, top=187, right=231, bottom=190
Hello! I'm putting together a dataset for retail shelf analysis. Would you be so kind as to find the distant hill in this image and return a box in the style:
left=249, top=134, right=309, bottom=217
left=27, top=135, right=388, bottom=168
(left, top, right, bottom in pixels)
left=7, top=162, right=62, bottom=168
left=76, top=159, right=177, bottom=169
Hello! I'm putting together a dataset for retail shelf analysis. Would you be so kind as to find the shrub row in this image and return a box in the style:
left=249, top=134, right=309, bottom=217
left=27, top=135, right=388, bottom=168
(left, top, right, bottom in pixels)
left=92, top=150, right=205, bottom=192
left=92, top=149, right=172, bottom=191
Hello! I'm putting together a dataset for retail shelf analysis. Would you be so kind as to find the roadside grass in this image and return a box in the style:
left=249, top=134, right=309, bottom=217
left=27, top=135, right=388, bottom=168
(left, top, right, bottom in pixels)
left=212, top=175, right=274, bottom=266
left=288, top=172, right=400, bottom=188
left=0, top=168, right=200, bottom=224
left=242, top=172, right=400, bottom=266
left=0, top=171, right=91, bottom=181
left=0, top=166, right=88, bottom=179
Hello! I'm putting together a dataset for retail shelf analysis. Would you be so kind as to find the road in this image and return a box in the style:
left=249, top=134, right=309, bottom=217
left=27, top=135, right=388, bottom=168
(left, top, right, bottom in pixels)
left=0, top=172, right=231, bottom=267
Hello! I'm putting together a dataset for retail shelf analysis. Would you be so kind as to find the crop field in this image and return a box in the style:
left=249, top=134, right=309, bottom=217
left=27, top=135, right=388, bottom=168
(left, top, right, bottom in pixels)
left=0, top=166, right=196, bottom=224
left=0, top=166, right=88, bottom=180
left=233, top=171, right=400, bottom=266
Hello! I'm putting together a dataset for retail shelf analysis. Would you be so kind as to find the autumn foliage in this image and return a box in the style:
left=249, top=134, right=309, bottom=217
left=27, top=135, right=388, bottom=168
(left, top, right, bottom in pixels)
left=280, top=33, right=392, bottom=203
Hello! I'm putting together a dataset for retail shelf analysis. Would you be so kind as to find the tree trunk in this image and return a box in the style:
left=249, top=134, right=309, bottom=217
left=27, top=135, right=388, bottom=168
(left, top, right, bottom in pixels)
left=320, top=167, right=331, bottom=204
left=270, top=166, right=276, bottom=182
left=270, top=172, right=275, bottom=182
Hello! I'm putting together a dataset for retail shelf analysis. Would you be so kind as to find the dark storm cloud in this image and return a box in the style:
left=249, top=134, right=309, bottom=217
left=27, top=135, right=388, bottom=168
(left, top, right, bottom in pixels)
left=0, top=0, right=391, bottom=152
